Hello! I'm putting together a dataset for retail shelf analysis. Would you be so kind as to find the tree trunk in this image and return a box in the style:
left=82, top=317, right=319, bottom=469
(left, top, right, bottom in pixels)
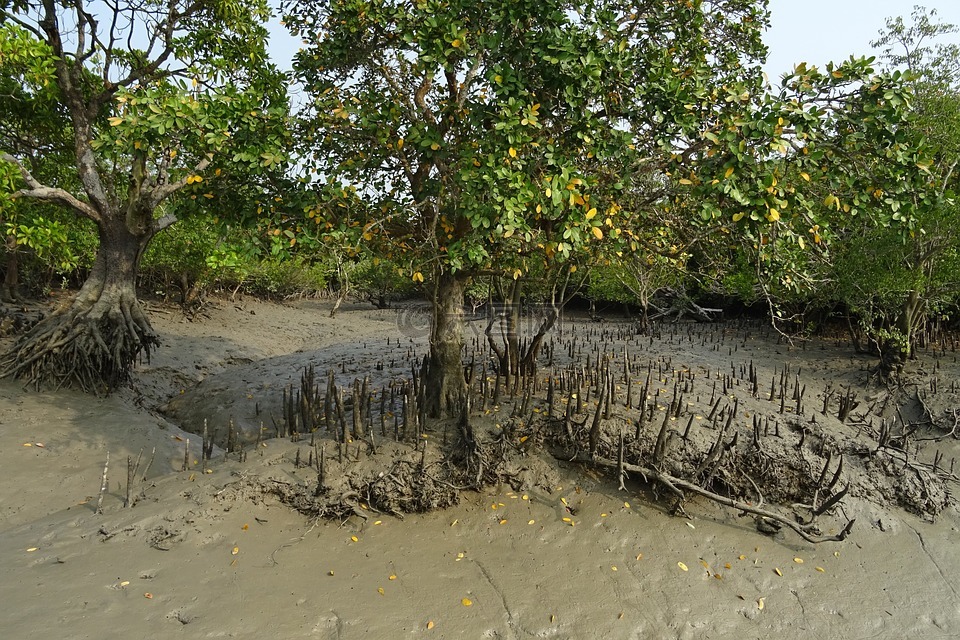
left=1, top=233, right=19, bottom=303
left=424, top=270, right=467, bottom=418
left=0, top=215, right=158, bottom=392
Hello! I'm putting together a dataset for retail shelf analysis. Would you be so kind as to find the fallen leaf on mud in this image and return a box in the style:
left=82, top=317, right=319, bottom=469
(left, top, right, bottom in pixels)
left=738, top=555, right=746, bottom=560
left=521, top=495, right=529, bottom=501
left=678, top=562, right=689, bottom=572
left=231, top=547, right=239, bottom=555
left=22, top=443, right=32, bottom=447
left=725, top=563, right=732, bottom=569
left=601, top=513, right=608, bottom=517
left=528, top=520, right=535, bottom=525
left=562, top=517, right=572, bottom=523
left=757, top=597, right=765, bottom=610
left=120, top=581, right=130, bottom=587
left=174, top=436, right=184, bottom=441
left=560, top=497, right=568, bottom=506
left=793, top=557, right=804, bottom=564
left=26, top=547, right=38, bottom=552
left=389, top=574, right=397, bottom=580
left=686, top=522, right=695, bottom=529
left=699, top=560, right=709, bottom=569
left=550, top=614, right=556, bottom=623
left=623, top=501, right=631, bottom=509
left=374, top=521, right=382, bottom=526
left=350, top=536, right=358, bottom=542
left=499, top=519, right=507, bottom=525
left=636, top=553, right=643, bottom=560
left=34, top=443, right=45, bottom=448
left=427, top=620, right=435, bottom=629
left=377, top=587, right=385, bottom=595
left=816, top=567, right=825, bottom=573
left=611, top=566, right=618, bottom=571
left=450, top=519, right=458, bottom=527
left=774, top=568, right=782, bottom=576
left=328, top=570, right=334, bottom=576
left=242, top=524, right=248, bottom=531
left=618, top=612, right=624, bottom=619
left=144, top=593, right=153, bottom=599
left=461, top=598, right=473, bottom=607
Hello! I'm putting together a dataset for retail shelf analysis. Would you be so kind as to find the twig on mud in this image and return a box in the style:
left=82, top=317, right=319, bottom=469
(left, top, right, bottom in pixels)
left=96, top=451, right=109, bottom=515
left=268, top=517, right=323, bottom=567
left=574, top=453, right=855, bottom=544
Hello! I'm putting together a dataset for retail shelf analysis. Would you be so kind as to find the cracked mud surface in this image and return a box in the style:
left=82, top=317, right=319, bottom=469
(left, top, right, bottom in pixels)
left=1, top=297, right=959, bottom=639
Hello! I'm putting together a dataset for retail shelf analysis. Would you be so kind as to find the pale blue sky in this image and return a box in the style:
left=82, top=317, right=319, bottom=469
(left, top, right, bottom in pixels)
left=267, top=2, right=960, bottom=79
left=765, top=0, right=960, bottom=79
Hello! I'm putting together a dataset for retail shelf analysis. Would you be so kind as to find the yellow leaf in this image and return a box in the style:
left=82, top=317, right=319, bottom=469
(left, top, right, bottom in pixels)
left=592, top=227, right=604, bottom=240
left=568, top=264, right=577, bottom=273
left=774, top=567, right=783, bottom=576
left=766, top=209, right=780, bottom=222
left=430, top=142, right=440, bottom=151
left=724, top=166, right=734, bottom=179
left=545, top=188, right=552, bottom=197
left=451, top=38, right=462, bottom=48
left=732, top=212, right=745, bottom=222
left=678, top=562, right=689, bottom=572
left=378, top=587, right=385, bottom=595
left=509, top=147, right=517, bottom=158
left=757, top=597, right=765, bottom=610
left=389, top=574, right=397, bottom=580
left=793, top=557, right=804, bottom=564
left=203, top=193, right=214, bottom=199
left=231, top=546, right=239, bottom=555
left=512, top=268, right=522, bottom=280
left=350, top=536, right=359, bottom=542
left=798, top=237, right=805, bottom=250
left=412, top=272, right=424, bottom=283
left=427, top=621, right=435, bottom=629
left=800, top=172, right=810, bottom=181
left=397, top=138, right=404, bottom=150
left=462, top=597, right=473, bottom=607
left=108, top=117, right=123, bottom=127
left=585, top=207, right=598, bottom=220
left=678, top=178, right=693, bottom=185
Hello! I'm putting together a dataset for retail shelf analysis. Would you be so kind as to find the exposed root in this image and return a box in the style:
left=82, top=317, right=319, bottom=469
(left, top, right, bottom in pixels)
left=0, top=290, right=158, bottom=392
left=578, top=454, right=855, bottom=544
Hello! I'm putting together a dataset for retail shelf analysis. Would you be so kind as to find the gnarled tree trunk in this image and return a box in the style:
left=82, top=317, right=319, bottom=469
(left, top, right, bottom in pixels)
left=0, top=214, right=157, bottom=392
left=424, top=270, right=467, bottom=418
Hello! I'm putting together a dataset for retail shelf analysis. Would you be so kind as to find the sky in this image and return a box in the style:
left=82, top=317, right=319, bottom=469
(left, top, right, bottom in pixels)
left=765, top=0, right=960, bottom=79
left=267, top=1, right=960, bottom=78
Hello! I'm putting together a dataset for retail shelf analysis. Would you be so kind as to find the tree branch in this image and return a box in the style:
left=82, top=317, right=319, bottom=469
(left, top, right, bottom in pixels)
left=1, top=152, right=101, bottom=221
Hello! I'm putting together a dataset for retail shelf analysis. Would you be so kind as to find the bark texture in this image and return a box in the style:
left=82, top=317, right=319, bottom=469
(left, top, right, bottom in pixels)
left=424, top=271, right=467, bottom=418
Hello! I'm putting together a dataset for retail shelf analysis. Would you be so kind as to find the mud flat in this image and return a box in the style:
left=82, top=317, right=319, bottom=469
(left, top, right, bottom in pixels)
left=1, top=297, right=958, bottom=639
